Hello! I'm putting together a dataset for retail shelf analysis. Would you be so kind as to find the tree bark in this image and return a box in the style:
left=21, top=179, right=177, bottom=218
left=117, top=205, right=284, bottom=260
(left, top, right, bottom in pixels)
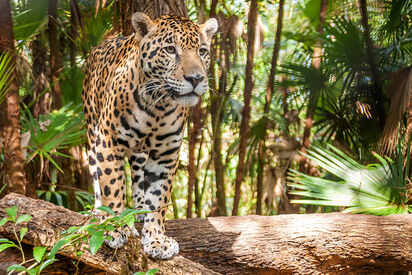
left=208, top=0, right=228, bottom=217
left=255, top=0, right=285, bottom=215
left=31, top=37, right=51, bottom=118
left=194, top=130, right=204, bottom=217
left=0, top=193, right=218, bottom=274
left=232, top=0, right=258, bottom=216
left=69, top=0, right=81, bottom=68
left=115, top=0, right=189, bottom=36
left=0, top=0, right=28, bottom=195
left=1, top=193, right=412, bottom=274
left=48, top=0, right=63, bottom=109
left=187, top=102, right=202, bottom=218
left=210, top=101, right=227, bottom=216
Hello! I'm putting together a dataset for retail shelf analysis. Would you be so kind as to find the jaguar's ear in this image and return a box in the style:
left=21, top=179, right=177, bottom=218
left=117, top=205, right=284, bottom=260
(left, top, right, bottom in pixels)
left=200, top=18, right=218, bottom=42
left=132, top=12, right=155, bottom=39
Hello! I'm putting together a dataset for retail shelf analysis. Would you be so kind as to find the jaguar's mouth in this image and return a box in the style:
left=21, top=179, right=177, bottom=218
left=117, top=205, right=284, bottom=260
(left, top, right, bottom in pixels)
left=178, top=91, right=199, bottom=98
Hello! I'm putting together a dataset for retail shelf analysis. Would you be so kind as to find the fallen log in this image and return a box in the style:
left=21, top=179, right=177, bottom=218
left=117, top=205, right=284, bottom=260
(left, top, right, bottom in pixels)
left=0, top=193, right=218, bottom=275
left=0, top=193, right=411, bottom=274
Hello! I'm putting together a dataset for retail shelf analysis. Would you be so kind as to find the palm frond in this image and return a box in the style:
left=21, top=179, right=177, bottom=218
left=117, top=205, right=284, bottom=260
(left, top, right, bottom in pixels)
left=21, top=103, right=86, bottom=171
left=13, top=0, right=49, bottom=45
left=289, top=144, right=411, bottom=215
left=323, top=17, right=369, bottom=79
left=0, top=53, right=14, bottom=105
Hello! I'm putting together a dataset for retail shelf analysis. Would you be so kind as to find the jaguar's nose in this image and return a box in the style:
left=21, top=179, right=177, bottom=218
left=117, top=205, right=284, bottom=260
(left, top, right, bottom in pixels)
left=184, top=74, right=204, bottom=88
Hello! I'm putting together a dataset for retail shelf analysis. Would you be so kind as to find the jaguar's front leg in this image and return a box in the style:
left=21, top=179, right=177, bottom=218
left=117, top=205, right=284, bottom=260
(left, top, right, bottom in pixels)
left=130, top=151, right=148, bottom=221
left=89, top=134, right=138, bottom=248
left=140, top=160, right=179, bottom=259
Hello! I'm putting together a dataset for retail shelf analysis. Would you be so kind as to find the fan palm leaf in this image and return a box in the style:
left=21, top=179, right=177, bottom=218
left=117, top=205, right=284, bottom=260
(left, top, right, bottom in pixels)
left=289, top=144, right=411, bottom=215
left=21, top=103, right=86, bottom=172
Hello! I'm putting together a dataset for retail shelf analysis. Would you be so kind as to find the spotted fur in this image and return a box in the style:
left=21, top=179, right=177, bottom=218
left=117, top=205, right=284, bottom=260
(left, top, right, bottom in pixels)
left=81, top=12, right=217, bottom=259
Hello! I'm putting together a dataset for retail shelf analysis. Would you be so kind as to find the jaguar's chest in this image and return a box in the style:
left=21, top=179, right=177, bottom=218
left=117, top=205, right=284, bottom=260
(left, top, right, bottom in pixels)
left=116, top=99, right=188, bottom=154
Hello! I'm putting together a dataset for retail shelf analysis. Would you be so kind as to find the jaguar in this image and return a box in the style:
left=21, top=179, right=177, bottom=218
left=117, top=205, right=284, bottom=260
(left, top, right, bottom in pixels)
left=81, top=12, right=217, bottom=259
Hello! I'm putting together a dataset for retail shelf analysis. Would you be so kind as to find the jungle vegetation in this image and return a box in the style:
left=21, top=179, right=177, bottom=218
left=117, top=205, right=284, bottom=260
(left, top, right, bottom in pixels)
left=0, top=0, right=412, bottom=223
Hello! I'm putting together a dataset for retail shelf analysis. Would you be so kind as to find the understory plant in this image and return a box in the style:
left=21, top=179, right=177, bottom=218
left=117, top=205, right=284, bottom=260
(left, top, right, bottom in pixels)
left=21, top=103, right=86, bottom=172
left=289, top=143, right=412, bottom=215
left=0, top=205, right=155, bottom=274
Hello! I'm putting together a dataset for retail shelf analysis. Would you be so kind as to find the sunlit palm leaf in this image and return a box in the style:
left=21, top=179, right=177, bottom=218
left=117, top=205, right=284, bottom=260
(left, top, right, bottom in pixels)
left=289, top=144, right=411, bottom=215
left=0, top=53, right=14, bottom=105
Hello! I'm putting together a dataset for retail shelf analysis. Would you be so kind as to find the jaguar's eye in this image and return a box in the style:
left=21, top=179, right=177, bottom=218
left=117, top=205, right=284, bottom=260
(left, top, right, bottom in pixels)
left=199, top=47, right=208, bottom=57
left=165, top=46, right=176, bottom=54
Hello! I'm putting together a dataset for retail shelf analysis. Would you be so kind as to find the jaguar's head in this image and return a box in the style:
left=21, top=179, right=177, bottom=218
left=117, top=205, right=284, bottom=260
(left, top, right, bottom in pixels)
left=132, top=12, right=218, bottom=107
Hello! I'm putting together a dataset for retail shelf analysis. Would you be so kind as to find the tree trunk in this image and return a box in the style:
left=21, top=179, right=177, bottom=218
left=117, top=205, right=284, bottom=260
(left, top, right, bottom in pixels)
left=208, top=0, right=228, bottom=217
left=232, top=0, right=258, bottom=216
left=115, top=0, right=138, bottom=36
left=1, top=193, right=412, bottom=274
left=31, top=37, right=51, bottom=118
left=115, top=0, right=188, bottom=36
left=69, top=0, right=81, bottom=68
left=48, top=0, right=63, bottom=109
left=194, top=130, right=204, bottom=217
left=255, top=0, right=285, bottom=215
left=210, top=104, right=227, bottom=216
left=187, top=102, right=202, bottom=218
left=358, top=0, right=386, bottom=130
left=136, top=0, right=188, bottom=19
left=0, top=0, right=27, bottom=195
left=300, top=0, right=328, bottom=174
left=27, top=36, right=51, bottom=198
left=50, top=0, right=76, bottom=209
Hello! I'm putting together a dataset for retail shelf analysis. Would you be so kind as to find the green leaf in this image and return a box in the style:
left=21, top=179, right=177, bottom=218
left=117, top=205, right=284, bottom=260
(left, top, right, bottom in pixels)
left=89, top=230, right=105, bottom=255
left=27, top=266, right=39, bottom=275
left=39, top=258, right=57, bottom=272
left=16, top=214, right=32, bottom=224
left=105, top=224, right=115, bottom=231
left=7, top=264, right=26, bottom=272
left=48, top=238, right=70, bottom=259
left=0, top=238, right=14, bottom=244
left=54, top=192, right=64, bottom=206
left=0, top=217, right=9, bottom=226
left=64, top=226, right=80, bottom=234
left=79, top=223, right=98, bottom=233
left=45, top=191, right=52, bottom=202
left=33, top=246, right=47, bottom=263
left=97, top=206, right=115, bottom=215
left=123, top=214, right=135, bottom=228
left=0, top=243, right=17, bottom=252
left=19, top=227, right=28, bottom=241
left=132, top=270, right=159, bottom=275
left=146, top=268, right=159, bottom=275
left=5, top=205, right=18, bottom=221
left=13, top=0, right=48, bottom=43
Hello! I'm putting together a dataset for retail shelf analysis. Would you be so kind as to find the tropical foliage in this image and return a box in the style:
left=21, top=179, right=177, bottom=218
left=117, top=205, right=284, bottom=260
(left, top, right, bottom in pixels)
left=289, top=144, right=411, bottom=215
left=0, top=0, right=411, bottom=225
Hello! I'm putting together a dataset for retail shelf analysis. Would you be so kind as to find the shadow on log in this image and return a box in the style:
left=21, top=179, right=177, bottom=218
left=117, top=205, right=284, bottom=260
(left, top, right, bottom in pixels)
left=0, top=193, right=411, bottom=274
